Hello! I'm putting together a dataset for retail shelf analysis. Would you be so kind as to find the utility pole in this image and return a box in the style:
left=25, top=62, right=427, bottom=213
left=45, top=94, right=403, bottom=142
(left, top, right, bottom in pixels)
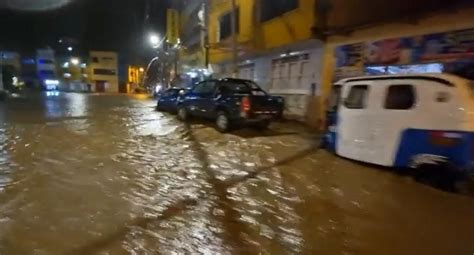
left=230, top=0, right=238, bottom=78
left=202, top=1, right=210, bottom=69
left=0, top=52, right=3, bottom=92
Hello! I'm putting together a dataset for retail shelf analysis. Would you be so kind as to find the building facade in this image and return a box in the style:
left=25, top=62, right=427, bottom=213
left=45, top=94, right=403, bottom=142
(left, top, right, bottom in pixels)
left=317, top=1, right=474, bottom=127
left=0, top=51, right=21, bottom=91
left=0, top=51, right=21, bottom=71
left=36, top=48, right=59, bottom=89
left=177, top=0, right=210, bottom=86
left=208, top=0, right=321, bottom=122
left=88, top=51, right=119, bottom=93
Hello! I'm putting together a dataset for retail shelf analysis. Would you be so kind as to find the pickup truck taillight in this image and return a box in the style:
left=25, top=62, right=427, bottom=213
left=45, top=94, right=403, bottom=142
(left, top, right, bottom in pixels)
left=240, top=97, right=251, bottom=112
left=240, top=96, right=251, bottom=117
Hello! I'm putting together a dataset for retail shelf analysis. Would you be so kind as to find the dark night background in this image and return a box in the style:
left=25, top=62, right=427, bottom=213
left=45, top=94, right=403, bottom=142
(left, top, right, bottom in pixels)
left=0, top=0, right=171, bottom=64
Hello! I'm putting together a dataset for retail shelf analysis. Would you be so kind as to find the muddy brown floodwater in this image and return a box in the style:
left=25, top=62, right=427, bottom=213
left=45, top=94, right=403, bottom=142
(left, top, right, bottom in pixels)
left=0, top=93, right=473, bottom=255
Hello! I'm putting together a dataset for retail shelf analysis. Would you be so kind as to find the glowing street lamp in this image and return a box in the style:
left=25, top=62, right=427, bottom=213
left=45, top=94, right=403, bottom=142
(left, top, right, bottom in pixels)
left=149, top=33, right=165, bottom=49
left=150, top=34, right=160, bottom=47
left=70, top=58, right=80, bottom=65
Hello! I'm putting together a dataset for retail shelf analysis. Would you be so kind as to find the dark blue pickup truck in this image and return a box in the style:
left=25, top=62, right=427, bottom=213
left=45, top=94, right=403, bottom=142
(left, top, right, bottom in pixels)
left=176, top=78, right=284, bottom=132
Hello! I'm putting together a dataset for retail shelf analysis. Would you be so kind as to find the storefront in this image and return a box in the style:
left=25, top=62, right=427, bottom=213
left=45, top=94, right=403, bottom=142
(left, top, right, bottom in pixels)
left=334, top=28, right=474, bottom=80
left=315, top=6, right=474, bottom=128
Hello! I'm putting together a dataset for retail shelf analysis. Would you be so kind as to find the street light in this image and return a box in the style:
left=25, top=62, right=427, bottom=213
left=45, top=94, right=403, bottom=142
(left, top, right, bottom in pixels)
left=70, top=58, right=79, bottom=65
left=67, top=46, right=73, bottom=52
left=149, top=34, right=160, bottom=48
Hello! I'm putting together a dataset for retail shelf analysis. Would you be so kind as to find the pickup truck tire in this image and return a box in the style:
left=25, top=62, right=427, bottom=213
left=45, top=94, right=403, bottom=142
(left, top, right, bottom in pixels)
left=216, top=111, right=232, bottom=133
left=177, top=106, right=189, bottom=121
left=254, top=120, right=270, bottom=131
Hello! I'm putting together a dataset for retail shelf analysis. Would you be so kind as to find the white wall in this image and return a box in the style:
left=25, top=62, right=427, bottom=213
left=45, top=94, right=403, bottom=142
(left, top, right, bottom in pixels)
left=240, top=46, right=324, bottom=119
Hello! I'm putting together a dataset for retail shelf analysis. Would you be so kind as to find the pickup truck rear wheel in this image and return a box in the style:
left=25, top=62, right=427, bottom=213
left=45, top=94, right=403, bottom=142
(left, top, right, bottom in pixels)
left=254, top=120, right=270, bottom=131
left=177, top=106, right=189, bottom=121
left=216, top=111, right=232, bottom=133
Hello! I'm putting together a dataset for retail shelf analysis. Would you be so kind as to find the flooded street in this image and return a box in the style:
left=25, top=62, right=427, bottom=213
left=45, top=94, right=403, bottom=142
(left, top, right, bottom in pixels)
left=0, top=93, right=473, bottom=255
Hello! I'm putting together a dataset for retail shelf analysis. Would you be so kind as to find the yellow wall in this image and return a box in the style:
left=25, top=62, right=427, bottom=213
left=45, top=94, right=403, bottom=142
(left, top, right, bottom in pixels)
left=209, top=0, right=256, bottom=63
left=208, top=0, right=315, bottom=63
left=259, top=0, right=315, bottom=49
left=89, top=51, right=119, bottom=92
left=318, top=6, right=474, bottom=128
left=179, top=49, right=205, bottom=71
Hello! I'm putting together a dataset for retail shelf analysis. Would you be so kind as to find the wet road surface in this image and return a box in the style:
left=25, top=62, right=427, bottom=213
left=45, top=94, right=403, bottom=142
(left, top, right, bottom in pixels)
left=0, top=93, right=473, bottom=255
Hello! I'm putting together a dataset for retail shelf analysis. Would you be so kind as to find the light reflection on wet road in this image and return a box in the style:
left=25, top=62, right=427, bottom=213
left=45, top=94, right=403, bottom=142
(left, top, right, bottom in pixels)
left=0, top=93, right=473, bottom=254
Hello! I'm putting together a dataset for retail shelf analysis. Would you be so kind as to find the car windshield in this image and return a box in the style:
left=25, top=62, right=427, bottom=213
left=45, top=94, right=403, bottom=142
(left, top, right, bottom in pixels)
left=220, top=81, right=252, bottom=93
left=1, top=1, right=473, bottom=254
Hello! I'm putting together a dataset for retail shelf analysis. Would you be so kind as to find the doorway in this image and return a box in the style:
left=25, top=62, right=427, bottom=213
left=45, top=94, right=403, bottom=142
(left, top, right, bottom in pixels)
left=96, top=81, right=106, bottom=92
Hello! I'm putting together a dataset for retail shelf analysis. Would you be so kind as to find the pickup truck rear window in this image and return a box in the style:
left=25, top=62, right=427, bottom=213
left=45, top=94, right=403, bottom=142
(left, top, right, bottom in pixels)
left=219, top=81, right=267, bottom=96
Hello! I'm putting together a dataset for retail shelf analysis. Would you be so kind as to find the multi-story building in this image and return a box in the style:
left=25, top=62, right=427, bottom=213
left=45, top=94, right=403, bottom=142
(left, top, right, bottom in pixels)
left=206, top=0, right=474, bottom=126
left=88, top=51, right=119, bottom=93
left=177, top=0, right=209, bottom=85
left=36, top=48, right=59, bottom=90
left=0, top=51, right=21, bottom=91
left=0, top=51, right=21, bottom=71
left=315, top=0, right=474, bottom=127
left=208, top=0, right=320, bottom=121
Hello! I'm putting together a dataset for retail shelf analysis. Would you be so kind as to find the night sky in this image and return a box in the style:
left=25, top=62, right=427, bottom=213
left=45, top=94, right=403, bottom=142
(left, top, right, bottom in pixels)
left=0, top=0, right=170, bottom=63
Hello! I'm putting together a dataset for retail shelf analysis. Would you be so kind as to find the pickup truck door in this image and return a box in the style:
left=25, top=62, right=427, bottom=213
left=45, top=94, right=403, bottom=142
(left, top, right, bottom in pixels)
left=185, top=82, right=205, bottom=116
left=187, top=81, right=216, bottom=118
left=197, top=81, right=217, bottom=118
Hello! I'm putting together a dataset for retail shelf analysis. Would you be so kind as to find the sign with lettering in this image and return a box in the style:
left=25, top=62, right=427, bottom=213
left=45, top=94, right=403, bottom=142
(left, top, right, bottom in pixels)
left=334, top=28, right=474, bottom=79
left=166, top=9, right=180, bottom=45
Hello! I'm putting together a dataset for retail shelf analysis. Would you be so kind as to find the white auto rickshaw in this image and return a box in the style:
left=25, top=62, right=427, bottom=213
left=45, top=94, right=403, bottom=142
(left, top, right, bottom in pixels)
left=324, top=73, right=474, bottom=175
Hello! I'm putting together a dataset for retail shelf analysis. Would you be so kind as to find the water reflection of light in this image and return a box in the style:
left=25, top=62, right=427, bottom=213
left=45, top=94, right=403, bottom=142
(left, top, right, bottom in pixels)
left=46, top=91, right=60, bottom=97
left=65, top=93, right=90, bottom=134
left=44, top=96, right=63, bottom=119
left=66, top=93, right=87, bottom=118
left=126, top=100, right=178, bottom=137
left=0, top=127, right=10, bottom=193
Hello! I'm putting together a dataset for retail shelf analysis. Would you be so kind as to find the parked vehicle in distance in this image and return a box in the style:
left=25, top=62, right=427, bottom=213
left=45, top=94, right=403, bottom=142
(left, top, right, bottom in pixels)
left=156, top=87, right=188, bottom=113
left=323, top=73, right=474, bottom=176
left=176, top=78, right=284, bottom=132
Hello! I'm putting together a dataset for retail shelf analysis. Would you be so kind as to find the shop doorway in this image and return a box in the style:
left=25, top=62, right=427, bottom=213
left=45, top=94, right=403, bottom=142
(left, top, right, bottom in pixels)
left=96, top=81, right=106, bottom=92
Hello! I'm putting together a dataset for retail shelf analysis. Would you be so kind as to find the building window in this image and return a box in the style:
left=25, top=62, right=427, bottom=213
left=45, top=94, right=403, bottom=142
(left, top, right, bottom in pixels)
left=93, top=69, right=116, bottom=75
left=92, top=57, right=99, bottom=63
left=384, top=85, right=416, bottom=110
left=344, top=85, right=368, bottom=109
left=260, top=0, right=298, bottom=22
left=39, top=70, right=55, bottom=76
left=219, top=8, right=239, bottom=41
left=38, top=59, right=54, bottom=64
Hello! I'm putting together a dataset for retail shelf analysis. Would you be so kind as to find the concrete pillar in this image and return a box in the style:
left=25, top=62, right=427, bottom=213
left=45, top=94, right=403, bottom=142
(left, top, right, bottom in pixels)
left=317, top=43, right=336, bottom=130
